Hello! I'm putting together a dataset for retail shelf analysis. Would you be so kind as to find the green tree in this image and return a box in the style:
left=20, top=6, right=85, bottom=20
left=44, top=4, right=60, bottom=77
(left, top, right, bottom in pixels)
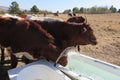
left=9, top=1, right=21, bottom=14
left=79, top=7, right=84, bottom=13
left=109, top=5, right=117, bottom=13
left=73, top=7, right=79, bottom=13
left=96, top=7, right=110, bottom=14
left=63, top=9, right=71, bottom=14
left=90, top=6, right=97, bottom=14
left=30, top=5, right=39, bottom=14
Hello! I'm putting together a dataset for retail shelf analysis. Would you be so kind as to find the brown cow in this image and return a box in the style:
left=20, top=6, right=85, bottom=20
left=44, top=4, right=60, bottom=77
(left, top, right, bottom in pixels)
left=67, top=16, right=85, bottom=23
left=35, top=21, right=97, bottom=66
left=53, top=13, right=59, bottom=16
left=68, top=13, right=73, bottom=17
left=68, top=13, right=76, bottom=17
left=0, top=17, right=56, bottom=68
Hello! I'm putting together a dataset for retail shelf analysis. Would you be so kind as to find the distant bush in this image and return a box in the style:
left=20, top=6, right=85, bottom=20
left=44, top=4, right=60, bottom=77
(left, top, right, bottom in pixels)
left=81, top=6, right=111, bottom=14
left=63, top=9, right=71, bottom=14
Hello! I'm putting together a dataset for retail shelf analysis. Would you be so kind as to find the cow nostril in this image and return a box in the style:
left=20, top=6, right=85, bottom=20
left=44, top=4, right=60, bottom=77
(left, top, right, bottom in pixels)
left=93, top=41, right=97, bottom=45
left=91, top=40, right=97, bottom=45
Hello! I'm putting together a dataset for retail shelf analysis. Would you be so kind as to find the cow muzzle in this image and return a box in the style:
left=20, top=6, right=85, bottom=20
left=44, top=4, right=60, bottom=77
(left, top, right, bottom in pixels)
left=91, top=39, right=97, bottom=45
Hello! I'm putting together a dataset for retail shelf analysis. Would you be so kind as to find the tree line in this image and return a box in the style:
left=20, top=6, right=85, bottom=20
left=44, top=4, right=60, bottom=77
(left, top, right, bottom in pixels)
left=63, top=6, right=120, bottom=14
left=0, top=1, right=120, bottom=14
left=0, top=1, right=52, bottom=14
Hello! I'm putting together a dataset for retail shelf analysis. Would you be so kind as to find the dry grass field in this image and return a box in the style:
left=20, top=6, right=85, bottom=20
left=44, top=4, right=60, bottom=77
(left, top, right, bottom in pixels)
left=0, top=13, right=120, bottom=79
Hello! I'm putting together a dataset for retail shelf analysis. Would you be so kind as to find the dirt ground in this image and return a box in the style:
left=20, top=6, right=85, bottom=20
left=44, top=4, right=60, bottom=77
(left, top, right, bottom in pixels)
left=0, top=13, right=120, bottom=79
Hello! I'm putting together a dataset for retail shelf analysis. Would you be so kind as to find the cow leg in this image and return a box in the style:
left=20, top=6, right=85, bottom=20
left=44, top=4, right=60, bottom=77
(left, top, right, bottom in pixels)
left=77, top=45, right=80, bottom=52
left=10, top=54, right=18, bottom=68
left=0, top=47, right=5, bottom=66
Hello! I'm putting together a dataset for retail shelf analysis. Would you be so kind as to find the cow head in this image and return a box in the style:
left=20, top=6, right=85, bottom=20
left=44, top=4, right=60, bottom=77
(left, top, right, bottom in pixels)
left=81, top=23, right=97, bottom=45
left=68, top=22, right=97, bottom=46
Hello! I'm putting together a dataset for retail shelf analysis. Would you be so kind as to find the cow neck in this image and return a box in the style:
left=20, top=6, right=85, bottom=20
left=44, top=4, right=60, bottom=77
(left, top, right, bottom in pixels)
left=30, top=20, right=55, bottom=43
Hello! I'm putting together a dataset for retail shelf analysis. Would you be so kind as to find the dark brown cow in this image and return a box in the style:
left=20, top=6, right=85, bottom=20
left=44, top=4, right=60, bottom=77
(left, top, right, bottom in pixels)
left=0, top=17, right=56, bottom=68
left=68, top=13, right=73, bottom=17
left=68, top=13, right=76, bottom=17
left=73, top=13, right=76, bottom=16
left=35, top=21, right=97, bottom=66
left=53, top=13, right=59, bottom=16
left=67, top=16, right=85, bottom=23
left=43, top=13, right=47, bottom=17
